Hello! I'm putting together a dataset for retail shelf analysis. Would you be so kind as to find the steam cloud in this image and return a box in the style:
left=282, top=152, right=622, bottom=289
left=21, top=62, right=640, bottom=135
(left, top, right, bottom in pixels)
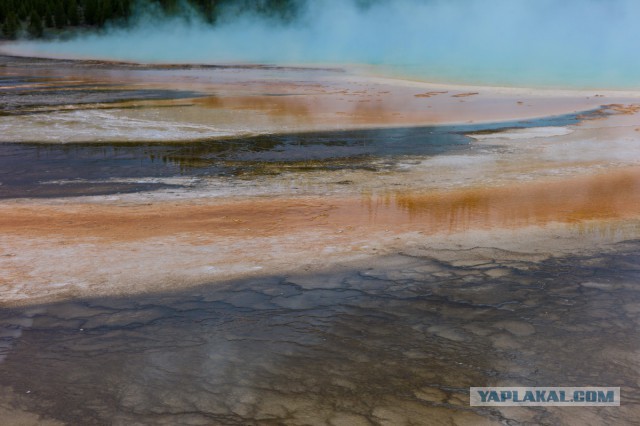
left=3, top=0, right=640, bottom=88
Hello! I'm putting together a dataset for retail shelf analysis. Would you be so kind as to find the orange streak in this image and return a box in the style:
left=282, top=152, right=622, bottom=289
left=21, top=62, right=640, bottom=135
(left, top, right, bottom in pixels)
left=1, top=168, right=639, bottom=242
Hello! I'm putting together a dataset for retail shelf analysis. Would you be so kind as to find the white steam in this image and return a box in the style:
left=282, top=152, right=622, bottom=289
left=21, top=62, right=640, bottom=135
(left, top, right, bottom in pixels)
left=3, top=0, right=640, bottom=88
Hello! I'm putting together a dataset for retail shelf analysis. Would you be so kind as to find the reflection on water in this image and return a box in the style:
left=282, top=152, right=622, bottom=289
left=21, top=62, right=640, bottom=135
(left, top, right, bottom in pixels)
left=1, top=242, right=639, bottom=424
left=0, top=110, right=587, bottom=199
left=0, top=75, right=201, bottom=116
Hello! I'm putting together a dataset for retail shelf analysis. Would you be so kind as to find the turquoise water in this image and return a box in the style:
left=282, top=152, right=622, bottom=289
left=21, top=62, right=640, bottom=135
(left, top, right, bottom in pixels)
left=4, top=0, right=640, bottom=89
left=375, top=62, right=640, bottom=91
